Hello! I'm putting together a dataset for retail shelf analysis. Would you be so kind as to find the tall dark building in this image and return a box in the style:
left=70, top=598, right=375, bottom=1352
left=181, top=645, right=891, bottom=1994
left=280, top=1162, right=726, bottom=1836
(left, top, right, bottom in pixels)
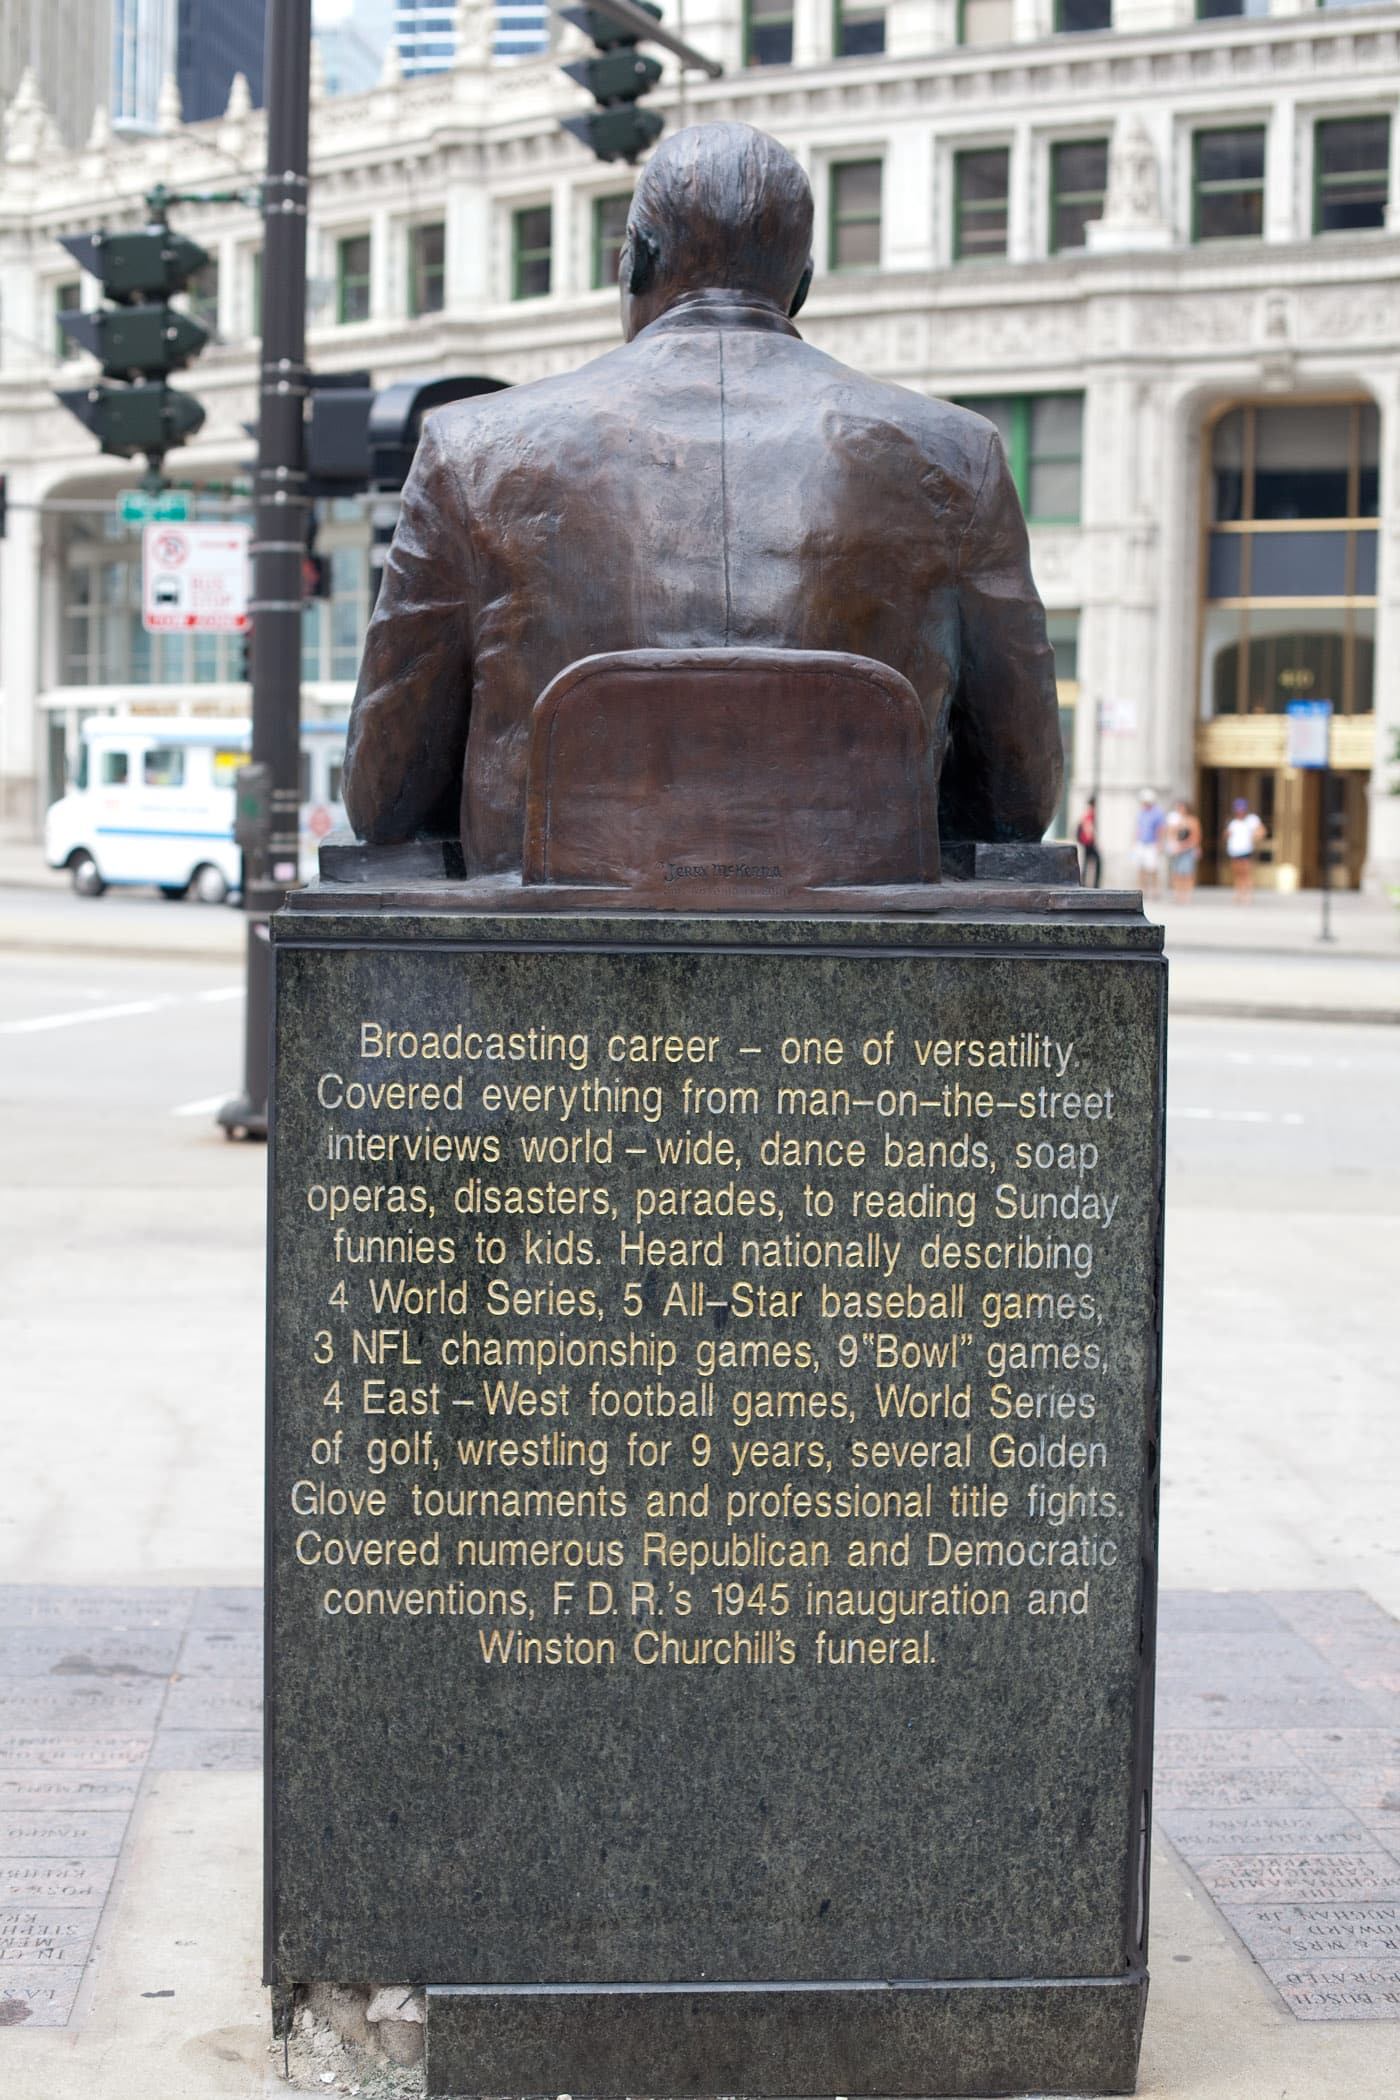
left=177, top=0, right=267, bottom=120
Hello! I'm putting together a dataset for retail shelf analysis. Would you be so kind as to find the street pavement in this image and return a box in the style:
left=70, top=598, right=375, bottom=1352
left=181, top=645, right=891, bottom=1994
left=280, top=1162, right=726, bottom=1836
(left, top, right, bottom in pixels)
left=3, top=844, right=1398, bottom=1020
left=0, top=897, right=1397, bottom=2095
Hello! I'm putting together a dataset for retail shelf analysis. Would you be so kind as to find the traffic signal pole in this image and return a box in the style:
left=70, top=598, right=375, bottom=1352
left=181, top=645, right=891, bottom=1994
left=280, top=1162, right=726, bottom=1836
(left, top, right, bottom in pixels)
left=220, top=0, right=312, bottom=1140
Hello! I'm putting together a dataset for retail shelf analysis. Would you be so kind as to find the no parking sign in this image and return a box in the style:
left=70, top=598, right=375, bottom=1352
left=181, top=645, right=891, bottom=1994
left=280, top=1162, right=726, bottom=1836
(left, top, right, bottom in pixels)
left=142, top=523, right=251, bottom=633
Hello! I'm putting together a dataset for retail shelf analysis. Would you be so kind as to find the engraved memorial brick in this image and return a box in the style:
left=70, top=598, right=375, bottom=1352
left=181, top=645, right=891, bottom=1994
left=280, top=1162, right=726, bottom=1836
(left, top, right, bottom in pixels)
left=0, top=1858, right=116, bottom=1907
left=0, top=1966, right=84, bottom=2025
left=0, top=1775, right=138, bottom=1815
left=0, top=1907, right=100, bottom=1963
left=0, top=1813, right=127, bottom=1858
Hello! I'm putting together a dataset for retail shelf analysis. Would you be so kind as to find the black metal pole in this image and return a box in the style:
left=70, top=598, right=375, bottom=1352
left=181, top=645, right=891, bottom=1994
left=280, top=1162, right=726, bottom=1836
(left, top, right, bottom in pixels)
left=220, top=0, right=312, bottom=1139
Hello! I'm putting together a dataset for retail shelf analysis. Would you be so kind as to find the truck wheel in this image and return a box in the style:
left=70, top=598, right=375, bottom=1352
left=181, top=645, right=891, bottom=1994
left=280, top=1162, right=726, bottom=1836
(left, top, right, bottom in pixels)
left=190, top=863, right=230, bottom=906
left=70, top=852, right=105, bottom=898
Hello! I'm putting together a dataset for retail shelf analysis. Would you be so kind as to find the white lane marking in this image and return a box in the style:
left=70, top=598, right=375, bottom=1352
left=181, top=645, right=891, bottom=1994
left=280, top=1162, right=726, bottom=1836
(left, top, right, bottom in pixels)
left=1, top=995, right=168, bottom=1034
left=0, top=983, right=242, bottom=1036
left=1174, top=1107, right=1305, bottom=1125
left=172, top=1093, right=229, bottom=1118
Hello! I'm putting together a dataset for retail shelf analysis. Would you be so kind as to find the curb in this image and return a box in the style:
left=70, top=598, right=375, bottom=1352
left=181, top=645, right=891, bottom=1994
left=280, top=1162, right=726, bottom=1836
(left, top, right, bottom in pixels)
left=1169, top=999, right=1400, bottom=1026
left=0, top=933, right=242, bottom=967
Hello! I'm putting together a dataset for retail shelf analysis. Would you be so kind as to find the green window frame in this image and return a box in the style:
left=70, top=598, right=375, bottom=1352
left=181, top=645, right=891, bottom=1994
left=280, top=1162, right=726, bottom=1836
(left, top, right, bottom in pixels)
left=592, top=194, right=631, bottom=291
left=829, top=160, right=883, bottom=271
left=1192, top=127, right=1266, bottom=244
left=1313, top=116, right=1390, bottom=235
left=953, top=148, right=1010, bottom=263
left=956, top=394, right=1085, bottom=525
left=744, top=0, right=794, bottom=66
left=408, top=222, right=446, bottom=316
left=188, top=258, right=219, bottom=336
left=54, top=280, right=81, bottom=361
left=512, top=205, right=553, bottom=301
left=1049, top=139, right=1109, bottom=254
left=834, top=0, right=885, bottom=57
left=336, top=233, right=372, bottom=323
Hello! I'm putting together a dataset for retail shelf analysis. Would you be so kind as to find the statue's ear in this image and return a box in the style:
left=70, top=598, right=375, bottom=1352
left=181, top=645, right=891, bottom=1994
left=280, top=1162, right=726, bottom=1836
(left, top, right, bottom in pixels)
left=788, top=259, right=814, bottom=319
left=626, top=230, right=660, bottom=296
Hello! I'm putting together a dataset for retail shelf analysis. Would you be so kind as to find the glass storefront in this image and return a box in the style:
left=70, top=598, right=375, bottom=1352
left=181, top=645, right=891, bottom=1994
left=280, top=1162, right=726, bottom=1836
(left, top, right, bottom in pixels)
left=1196, top=400, right=1378, bottom=888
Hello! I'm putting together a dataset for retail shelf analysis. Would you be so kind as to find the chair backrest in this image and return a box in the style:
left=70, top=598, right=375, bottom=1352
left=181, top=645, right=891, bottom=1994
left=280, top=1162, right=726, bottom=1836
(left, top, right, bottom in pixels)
left=522, top=647, right=938, bottom=899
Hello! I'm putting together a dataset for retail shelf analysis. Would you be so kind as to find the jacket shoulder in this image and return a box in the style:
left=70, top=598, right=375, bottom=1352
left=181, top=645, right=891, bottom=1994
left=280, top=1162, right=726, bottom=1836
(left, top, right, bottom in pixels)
left=422, top=344, right=636, bottom=452
left=778, top=341, right=1000, bottom=484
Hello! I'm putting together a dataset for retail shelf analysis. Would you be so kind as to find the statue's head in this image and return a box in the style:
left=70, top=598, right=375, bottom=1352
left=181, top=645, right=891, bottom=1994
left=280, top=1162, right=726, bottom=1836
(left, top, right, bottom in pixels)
left=621, top=122, right=815, bottom=340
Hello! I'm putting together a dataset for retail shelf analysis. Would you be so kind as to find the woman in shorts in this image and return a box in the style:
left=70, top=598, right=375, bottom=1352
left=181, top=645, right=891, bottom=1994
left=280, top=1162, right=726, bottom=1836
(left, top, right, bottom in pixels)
left=1165, top=799, right=1202, bottom=898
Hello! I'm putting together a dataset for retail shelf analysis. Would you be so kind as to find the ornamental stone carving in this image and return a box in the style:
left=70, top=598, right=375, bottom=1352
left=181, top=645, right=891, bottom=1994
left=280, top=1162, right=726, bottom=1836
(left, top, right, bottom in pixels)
left=1086, top=118, right=1173, bottom=255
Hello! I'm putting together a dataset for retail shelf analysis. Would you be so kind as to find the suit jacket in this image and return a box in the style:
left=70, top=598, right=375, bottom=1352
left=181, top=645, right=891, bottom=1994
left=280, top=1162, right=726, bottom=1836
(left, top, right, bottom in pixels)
left=343, top=292, right=1062, bottom=872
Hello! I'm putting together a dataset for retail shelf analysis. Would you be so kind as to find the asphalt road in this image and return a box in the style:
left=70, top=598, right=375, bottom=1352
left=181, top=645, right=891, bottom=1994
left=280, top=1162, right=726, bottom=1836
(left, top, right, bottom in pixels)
left=1, top=930, right=1397, bottom=1607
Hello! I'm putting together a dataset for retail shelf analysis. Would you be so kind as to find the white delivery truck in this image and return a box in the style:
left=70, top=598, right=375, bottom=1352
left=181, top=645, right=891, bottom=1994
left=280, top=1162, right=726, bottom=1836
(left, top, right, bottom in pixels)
left=44, top=714, right=348, bottom=901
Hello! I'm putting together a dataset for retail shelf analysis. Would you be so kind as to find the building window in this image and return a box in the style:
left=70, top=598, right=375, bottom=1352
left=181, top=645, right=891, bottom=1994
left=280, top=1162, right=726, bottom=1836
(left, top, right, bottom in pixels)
left=958, top=394, right=1085, bottom=524
left=1314, top=117, right=1390, bottom=236
left=836, top=2, right=885, bottom=57
left=188, top=259, right=219, bottom=338
left=1049, top=140, right=1109, bottom=253
left=745, top=0, right=794, bottom=66
left=954, top=149, right=1011, bottom=262
left=830, top=161, right=883, bottom=271
left=1193, top=128, right=1266, bottom=243
left=302, top=514, right=372, bottom=685
left=1047, top=611, right=1081, bottom=838
left=959, top=0, right=1013, bottom=42
left=512, top=206, right=553, bottom=300
left=1203, top=402, right=1378, bottom=723
left=1196, top=0, right=1267, bottom=15
left=336, top=234, right=372, bottom=323
left=54, top=281, right=81, bottom=361
left=408, top=222, right=446, bottom=316
left=1056, top=0, right=1111, bottom=28
left=592, top=195, right=631, bottom=290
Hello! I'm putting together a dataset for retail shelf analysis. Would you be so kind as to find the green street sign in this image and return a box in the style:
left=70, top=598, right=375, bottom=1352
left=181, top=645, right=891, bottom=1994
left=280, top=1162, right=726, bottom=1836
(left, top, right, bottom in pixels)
left=118, top=488, right=191, bottom=524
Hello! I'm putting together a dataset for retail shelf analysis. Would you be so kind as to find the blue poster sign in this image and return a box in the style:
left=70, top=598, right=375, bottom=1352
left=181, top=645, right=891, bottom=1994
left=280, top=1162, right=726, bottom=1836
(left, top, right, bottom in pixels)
left=1286, top=699, right=1332, bottom=770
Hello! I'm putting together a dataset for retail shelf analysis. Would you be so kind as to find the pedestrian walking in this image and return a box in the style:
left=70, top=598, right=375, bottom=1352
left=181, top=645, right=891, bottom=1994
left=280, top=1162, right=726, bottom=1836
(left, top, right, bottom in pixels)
left=1076, top=796, right=1101, bottom=888
left=1164, top=798, right=1202, bottom=899
left=1132, top=789, right=1165, bottom=897
left=1224, top=796, right=1267, bottom=902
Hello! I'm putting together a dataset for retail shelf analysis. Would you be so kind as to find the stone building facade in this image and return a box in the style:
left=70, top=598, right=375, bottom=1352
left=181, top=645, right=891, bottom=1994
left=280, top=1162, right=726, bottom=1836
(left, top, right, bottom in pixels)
left=1, top=0, right=1397, bottom=884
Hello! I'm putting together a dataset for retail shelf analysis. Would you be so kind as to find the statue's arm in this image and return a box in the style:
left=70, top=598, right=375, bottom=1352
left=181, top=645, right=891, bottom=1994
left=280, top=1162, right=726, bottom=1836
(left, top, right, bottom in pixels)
left=342, top=419, right=472, bottom=844
left=942, top=431, right=1063, bottom=843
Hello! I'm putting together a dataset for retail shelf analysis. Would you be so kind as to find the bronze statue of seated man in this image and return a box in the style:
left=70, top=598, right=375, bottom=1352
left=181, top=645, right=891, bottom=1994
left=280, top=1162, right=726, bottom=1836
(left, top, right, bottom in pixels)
left=342, top=120, right=1062, bottom=881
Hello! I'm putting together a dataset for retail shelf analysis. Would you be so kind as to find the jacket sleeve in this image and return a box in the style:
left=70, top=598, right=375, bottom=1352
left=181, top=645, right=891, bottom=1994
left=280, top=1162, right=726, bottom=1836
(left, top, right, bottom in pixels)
left=942, top=430, right=1063, bottom=844
left=342, top=417, right=472, bottom=844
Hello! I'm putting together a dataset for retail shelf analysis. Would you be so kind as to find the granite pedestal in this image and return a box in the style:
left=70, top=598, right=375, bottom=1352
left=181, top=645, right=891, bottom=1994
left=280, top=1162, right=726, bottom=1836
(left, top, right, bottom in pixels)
left=266, top=879, right=1165, bottom=2097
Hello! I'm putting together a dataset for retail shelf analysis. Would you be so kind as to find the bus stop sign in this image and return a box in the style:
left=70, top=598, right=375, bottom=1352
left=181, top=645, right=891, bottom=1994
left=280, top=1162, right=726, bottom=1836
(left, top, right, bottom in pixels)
left=143, top=522, right=251, bottom=633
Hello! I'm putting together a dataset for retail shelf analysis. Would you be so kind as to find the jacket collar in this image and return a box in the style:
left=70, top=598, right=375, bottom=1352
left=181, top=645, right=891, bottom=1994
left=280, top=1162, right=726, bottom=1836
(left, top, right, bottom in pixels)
left=638, top=291, right=802, bottom=339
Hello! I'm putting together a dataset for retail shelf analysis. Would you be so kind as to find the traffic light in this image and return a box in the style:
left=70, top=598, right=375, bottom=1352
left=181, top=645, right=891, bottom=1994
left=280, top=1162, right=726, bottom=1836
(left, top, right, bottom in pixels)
left=366, top=375, right=511, bottom=605
left=55, top=223, right=209, bottom=472
left=560, top=3, right=664, bottom=164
